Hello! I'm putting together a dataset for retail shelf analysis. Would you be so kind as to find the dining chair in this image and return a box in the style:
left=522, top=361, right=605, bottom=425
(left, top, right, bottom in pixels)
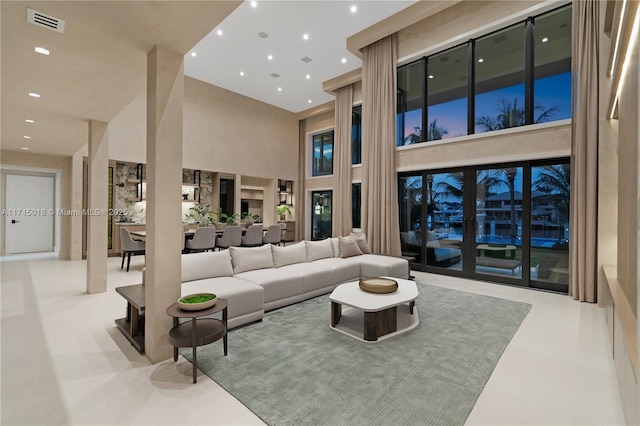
left=215, top=225, right=242, bottom=250
left=120, top=227, right=145, bottom=272
left=262, top=224, right=282, bottom=246
left=185, top=227, right=216, bottom=253
left=241, top=224, right=264, bottom=247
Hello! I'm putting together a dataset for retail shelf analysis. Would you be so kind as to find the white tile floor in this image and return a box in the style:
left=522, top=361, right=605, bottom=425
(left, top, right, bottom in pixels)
left=0, top=255, right=626, bottom=425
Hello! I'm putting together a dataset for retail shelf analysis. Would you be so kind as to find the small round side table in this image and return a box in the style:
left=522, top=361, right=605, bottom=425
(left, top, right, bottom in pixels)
left=166, top=298, right=228, bottom=383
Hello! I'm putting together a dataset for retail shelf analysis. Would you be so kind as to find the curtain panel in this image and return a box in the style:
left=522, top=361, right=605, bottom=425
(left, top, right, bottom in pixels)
left=332, top=85, right=354, bottom=237
left=295, top=120, right=306, bottom=242
left=569, top=0, right=599, bottom=302
left=361, top=34, right=402, bottom=257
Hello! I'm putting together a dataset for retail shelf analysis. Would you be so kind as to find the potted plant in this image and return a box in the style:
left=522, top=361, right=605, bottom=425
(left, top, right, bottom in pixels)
left=213, top=208, right=226, bottom=230
left=277, top=205, right=291, bottom=222
left=185, top=205, right=215, bottom=227
left=222, top=212, right=240, bottom=226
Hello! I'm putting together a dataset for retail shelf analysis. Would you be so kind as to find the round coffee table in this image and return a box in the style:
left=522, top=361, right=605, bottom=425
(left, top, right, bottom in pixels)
left=166, top=298, right=228, bottom=383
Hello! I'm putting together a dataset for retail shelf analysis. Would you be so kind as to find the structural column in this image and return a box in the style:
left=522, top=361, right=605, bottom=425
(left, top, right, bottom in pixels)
left=69, top=149, right=84, bottom=261
left=86, top=120, right=108, bottom=293
left=145, top=46, right=184, bottom=363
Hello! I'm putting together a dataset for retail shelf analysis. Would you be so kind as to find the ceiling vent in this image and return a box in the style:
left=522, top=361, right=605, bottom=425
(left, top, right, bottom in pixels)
left=270, top=73, right=280, bottom=78
left=27, top=8, right=65, bottom=33
left=301, top=57, right=313, bottom=63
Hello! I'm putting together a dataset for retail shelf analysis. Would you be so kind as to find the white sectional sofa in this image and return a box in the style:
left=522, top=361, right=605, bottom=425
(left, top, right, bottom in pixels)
left=180, top=238, right=409, bottom=329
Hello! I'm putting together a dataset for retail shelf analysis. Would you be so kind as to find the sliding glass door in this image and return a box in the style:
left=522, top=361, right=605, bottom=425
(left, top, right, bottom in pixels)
left=399, top=159, right=569, bottom=292
left=311, top=190, right=332, bottom=240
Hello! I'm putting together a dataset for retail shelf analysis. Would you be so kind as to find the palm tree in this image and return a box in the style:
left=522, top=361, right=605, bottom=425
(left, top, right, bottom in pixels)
left=403, top=120, right=449, bottom=145
left=475, top=98, right=559, bottom=131
left=503, top=168, right=518, bottom=238
left=533, top=164, right=571, bottom=229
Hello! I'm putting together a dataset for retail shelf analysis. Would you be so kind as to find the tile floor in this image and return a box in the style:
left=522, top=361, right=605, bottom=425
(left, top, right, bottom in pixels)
left=0, top=255, right=626, bottom=425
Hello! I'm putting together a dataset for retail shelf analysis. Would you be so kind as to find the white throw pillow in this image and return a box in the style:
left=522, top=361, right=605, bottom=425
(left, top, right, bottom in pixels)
left=339, top=235, right=363, bottom=258
left=305, top=239, right=334, bottom=262
left=329, top=237, right=340, bottom=257
left=181, top=251, right=234, bottom=282
left=230, top=245, right=274, bottom=274
left=272, top=242, right=307, bottom=267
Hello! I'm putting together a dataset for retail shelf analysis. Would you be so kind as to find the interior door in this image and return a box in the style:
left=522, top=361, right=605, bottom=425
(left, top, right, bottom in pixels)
left=5, top=175, right=54, bottom=254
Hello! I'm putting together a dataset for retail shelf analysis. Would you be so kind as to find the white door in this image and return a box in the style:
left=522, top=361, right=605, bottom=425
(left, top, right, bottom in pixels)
left=5, top=175, right=54, bottom=254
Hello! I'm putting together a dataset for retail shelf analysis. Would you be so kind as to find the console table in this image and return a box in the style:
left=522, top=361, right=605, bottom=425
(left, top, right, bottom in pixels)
left=166, top=298, right=228, bottom=383
left=115, top=284, right=145, bottom=353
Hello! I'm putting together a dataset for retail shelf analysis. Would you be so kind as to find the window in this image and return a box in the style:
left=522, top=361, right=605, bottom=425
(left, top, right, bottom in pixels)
left=533, top=6, right=572, bottom=122
left=312, top=131, right=334, bottom=176
left=352, top=105, right=362, bottom=164
left=397, top=60, right=424, bottom=146
left=427, top=45, right=469, bottom=140
left=475, top=24, right=526, bottom=133
left=352, top=183, right=361, bottom=228
left=396, top=4, right=571, bottom=144
left=311, top=190, right=332, bottom=240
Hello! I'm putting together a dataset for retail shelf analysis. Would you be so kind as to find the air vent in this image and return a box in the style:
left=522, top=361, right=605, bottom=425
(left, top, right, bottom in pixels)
left=27, top=8, right=65, bottom=33
left=301, top=56, right=313, bottom=63
left=270, top=73, right=280, bottom=78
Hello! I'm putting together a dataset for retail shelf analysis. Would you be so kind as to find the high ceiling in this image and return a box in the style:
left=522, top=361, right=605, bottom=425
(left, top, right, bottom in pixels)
left=1, top=1, right=416, bottom=157
left=185, top=0, right=417, bottom=113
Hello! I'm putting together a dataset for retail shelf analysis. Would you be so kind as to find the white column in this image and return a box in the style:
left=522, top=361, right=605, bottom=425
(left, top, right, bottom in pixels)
left=69, top=149, right=84, bottom=260
left=144, top=46, right=184, bottom=364
left=86, top=121, right=108, bottom=293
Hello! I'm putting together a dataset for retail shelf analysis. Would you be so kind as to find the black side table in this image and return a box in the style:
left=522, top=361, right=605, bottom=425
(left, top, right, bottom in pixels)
left=166, top=298, right=228, bottom=383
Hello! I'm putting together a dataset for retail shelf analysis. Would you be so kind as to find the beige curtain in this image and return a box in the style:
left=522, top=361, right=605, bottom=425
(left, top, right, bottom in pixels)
left=332, top=85, right=354, bottom=237
left=361, top=34, right=401, bottom=257
left=295, top=120, right=306, bottom=242
left=569, top=0, right=598, bottom=302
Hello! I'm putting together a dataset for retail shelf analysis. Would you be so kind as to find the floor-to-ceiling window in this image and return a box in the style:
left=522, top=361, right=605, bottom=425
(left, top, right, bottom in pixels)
left=398, top=159, right=570, bottom=293
left=311, top=190, right=332, bottom=240
left=312, top=131, right=334, bottom=177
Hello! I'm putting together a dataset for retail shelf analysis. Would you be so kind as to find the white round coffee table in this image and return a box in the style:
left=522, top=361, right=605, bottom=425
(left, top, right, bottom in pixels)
left=329, top=277, right=419, bottom=342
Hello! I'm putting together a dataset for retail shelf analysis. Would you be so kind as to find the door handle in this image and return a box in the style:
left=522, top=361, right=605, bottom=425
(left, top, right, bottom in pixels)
left=11, top=220, right=20, bottom=224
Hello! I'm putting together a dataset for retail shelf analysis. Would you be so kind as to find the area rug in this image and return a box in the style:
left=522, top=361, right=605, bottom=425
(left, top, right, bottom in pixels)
left=185, top=283, right=531, bottom=426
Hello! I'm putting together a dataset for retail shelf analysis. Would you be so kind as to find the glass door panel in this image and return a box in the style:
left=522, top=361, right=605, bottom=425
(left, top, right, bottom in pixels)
left=399, top=175, right=423, bottom=267
left=311, top=191, right=332, bottom=240
left=430, top=172, right=464, bottom=271
left=530, top=162, right=570, bottom=291
left=474, top=167, right=524, bottom=279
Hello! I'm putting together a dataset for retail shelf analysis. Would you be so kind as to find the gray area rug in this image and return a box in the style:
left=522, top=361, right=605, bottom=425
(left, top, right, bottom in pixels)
left=185, top=283, right=531, bottom=426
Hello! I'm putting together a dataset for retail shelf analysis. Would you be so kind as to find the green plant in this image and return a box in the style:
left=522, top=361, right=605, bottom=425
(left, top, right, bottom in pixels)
left=222, top=212, right=239, bottom=225
left=179, top=293, right=216, bottom=304
left=185, top=205, right=215, bottom=225
left=277, top=205, right=291, bottom=218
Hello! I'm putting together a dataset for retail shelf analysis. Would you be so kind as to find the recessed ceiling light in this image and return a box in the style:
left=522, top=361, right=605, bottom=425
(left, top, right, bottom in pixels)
left=350, top=5, right=357, bottom=13
left=428, top=75, right=434, bottom=79
left=240, top=71, right=245, bottom=76
left=25, top=119, right=35, bottom=123
left=268, top=54, right=273, bottom=60
left=35, top=46, right=49, bottom=55
left=306, top=74, right=311, bottom=79
left=542, top=37, right=549, bottom=43
left=28, top=92, right=40, bottom=98
left=277, top=87, right=282, bottom=92
left=341, top=57, right=347, bottom=64
left=216, top=29, right=223, bottom=36
left=303, top=33, right=309, bottom=40
left=23, top=135, right=31, bottom=139
left=191, top=52, right=197, bottom=57
left=251, top=1, right=257, bottom=7
left=477, top=58, right=484, bottom=63
left=308, top=100, right=312, bottom=103
left=21, top=147, right=29, bottom=150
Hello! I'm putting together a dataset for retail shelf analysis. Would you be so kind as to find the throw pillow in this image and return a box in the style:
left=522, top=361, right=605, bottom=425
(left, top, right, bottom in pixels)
left=271, top=242, right=307, bottom=267
left=350, top=232, right=371, bottom=254
left=329, top=237, right=340, bottom=257
left=181, top=251, right=234, bottom=282
left=229, top=245, right=274, bottom=274
left=339, top=235, right=363, bottom=258
left=305, top=239, right=334, bottom=262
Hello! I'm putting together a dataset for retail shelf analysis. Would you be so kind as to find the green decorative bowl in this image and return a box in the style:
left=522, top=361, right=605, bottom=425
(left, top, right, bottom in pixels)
left=178, top=293, right=217, bottom=311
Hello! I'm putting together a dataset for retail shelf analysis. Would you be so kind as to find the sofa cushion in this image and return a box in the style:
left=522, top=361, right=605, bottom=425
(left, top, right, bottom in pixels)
left=359, top=254, right=409, bottom=279
left=432, top=247, right=462, bottom=263
left=329, top=238, right=340, bottom=257
left=279, top=262, right=335, bottom=296
left=312, top=257, right=361, bottom=284
left=305, top=239, right=334, bottom=262
left=350, top=232, right=371, bottom=254
left=181, top=251, right=233, bottom=282
left=235, top=268, right=303, bottom=305
left=339, top=235, right=363, bottom=258
left=230, top=245, right=274, bottom=274
left=181, top=276, right=264, bottom=322
left=271, top=242, right=307, bottom=267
